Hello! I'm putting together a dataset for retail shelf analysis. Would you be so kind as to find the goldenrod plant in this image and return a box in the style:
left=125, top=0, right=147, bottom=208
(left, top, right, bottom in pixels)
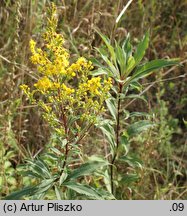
left=94, top=29, right=179, bottom=197
left=5, top=3, right=179, bottom=200
left=6, top=3, right=112, bottom=200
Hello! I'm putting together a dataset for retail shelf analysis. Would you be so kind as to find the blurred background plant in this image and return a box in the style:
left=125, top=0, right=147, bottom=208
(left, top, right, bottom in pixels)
left=0, top=0, right=186, bottom=199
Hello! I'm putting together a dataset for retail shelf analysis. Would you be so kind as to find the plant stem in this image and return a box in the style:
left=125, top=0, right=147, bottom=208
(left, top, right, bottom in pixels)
left=56, top=85, right=70, bottom=177
left=61, top=140, right=69, bottom=170
left=111, top=83, right=122, bottom=194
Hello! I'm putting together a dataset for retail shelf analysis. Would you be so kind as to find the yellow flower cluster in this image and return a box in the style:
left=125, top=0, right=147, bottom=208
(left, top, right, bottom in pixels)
left=34, top=76, right=52, bottom=92
left=78, top=77, right=101, bottom=96
left=61, top=84, right=75, bottom=95
left=76, top=77, right=112, bottom=121
left=30, top=35, right=69, bottom=76
left=67, top=57, right=93, bottom=76
left=29, top=3, right=69, bottom=77
left=21, top=3, right=113, bottom=135
left=33, top=76, right=75, bottom=96
left=78, top=77, right=112, bottom=96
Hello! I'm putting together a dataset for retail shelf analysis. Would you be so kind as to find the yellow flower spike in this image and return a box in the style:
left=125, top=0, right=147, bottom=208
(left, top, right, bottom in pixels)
left=29, top=4, right=70, bottom=77
left=21, top=3, right=113, bottom=136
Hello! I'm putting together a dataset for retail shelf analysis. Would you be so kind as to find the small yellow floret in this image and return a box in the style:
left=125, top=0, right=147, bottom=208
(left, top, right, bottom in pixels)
left=61, top=84, right=75, bottom=95
left=34, top=76, right=52, bottom=91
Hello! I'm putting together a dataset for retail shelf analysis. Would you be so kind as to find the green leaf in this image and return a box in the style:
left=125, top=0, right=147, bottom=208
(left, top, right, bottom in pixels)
left=50, top=147, right=63, bottom=155
left=119, top=155, right=143, bottom=168
left=115, top=41, right=126, bottom=75
left=37, top=178, right=55, bottom=188
left=134, top=31, right=149, bottom=66
left=127, top=120, right=154, bottom=137
left=67, top=116, right=79, bottom=130
left=92, top=68, right=108, bottom=76
left=105, top=98, right=117, bottom=122
left=67, top=160, right=108, bottom=180
left=43, top=153, right=59, bottom=161
left=129, top=112, right=151, bottom=118
left=130, top=59, right=179, bottom=82
left=120, top=135, right=129, bottom=146
left=126, top=55, right=135, bottom=74
left=25, top=161, right=46, bottom=179
left=126, top=94, right=147, bottom=103
left=4, top=186, right=38, bottom=200
left=34, top=178, right=55, bottom=195
left=98, top=123, right=116, bottom=154
left=120, top=174, right=140, bottom=185
left=21, top=170, right=44, bottom=179
left=120, top=135, right=129, bottom=155
left=95, top=29, right=116, bottom=64
left=55, top=186, right=63, bottom=200
left=26, top=158, right=51, bottom=179
left=89, top=57, right=103, bottom=67
left=63, top=182, right=102, bottom=199
left=88, top=155, right=109, bottom=163
left=36, top=158, right=50, bottom=173
left=129, top=81, right=142, bottom=91
left=5, top=150, right=16, bottom=159
left=102, top=170, right=112, bottom=193
left=183, top=118, right=187, bottom=128
left=122, top=33, right=132, bottom=59
left=95, top=47, right=119, bottom=78
left=59, top=171, right=68, bottom=185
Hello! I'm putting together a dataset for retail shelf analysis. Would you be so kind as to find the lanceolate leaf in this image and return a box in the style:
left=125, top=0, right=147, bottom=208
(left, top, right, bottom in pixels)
left=55, top=186, right=63, bottom=200
left=120, top=174, right=140, bottom=185
left=95, top=29, right=116, bottom=64
left=25, top=161, right=48, bottom=179
left=21, top=170, right=44, bottom=179
left=134, top=31, right=149, bottom=66
left=95, top=47, right=119, bottom=78
left=115, top=41, right=126, bottom=75
left=92, top=68, right=108, bottom=76
left=126, top=56, right=136, bottom=74
left=122, top=33, right=132, bottom=58
left=67, top=160, right=108, bottom=180
left=35, top=179, right=55, bottom=194
left=127, top=120, right=154, bottom=137
left=105, top=98, right=117, bottom=122
left=89, top=57, right=103, bottom=67
left=125, top=94, right=147, bottom=103
left=59, top=171, right=68, bottom=185
left=26, top=158, right=51, bottom=179
left=5, top=178, right=56, bottom=200
left=4, top=186, right=38, bottom=200
left=119, top=155, right=143, bottom=168
left=99, top=123, right=116, bottom=154
left=129, top=112, right=151, bottom=118
left=63, top=182, right=102, bottom=199
left=130, top=59, right=179, bottom=82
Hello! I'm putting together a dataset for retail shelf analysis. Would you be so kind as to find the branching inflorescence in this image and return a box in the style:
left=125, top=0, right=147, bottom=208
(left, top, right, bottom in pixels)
left=20, top=3, right=112, bottom=140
